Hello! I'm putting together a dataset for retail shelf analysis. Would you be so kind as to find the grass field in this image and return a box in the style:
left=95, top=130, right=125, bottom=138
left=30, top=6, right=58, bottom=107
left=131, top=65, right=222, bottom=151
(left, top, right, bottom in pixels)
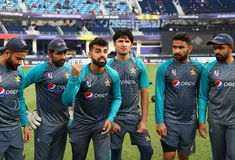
left=22, top=64, right=212, bottom=160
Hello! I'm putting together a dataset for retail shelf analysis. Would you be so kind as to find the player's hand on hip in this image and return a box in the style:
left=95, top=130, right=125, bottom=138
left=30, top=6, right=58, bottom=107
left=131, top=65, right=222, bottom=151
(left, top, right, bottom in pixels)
left=72, top=64, right=82, bottom=77
left=156, top=123, right=167, bottom=137
left=198, top=123, right=207, bottom=139
left=101, top=119, right=112, bottom=135
left=111, top=122, right=121, bottom=133
left=23, top=126, right=31, bottom=143
left=27, top=111, right=41, bottom=130
left=137, top=119, right=147, bottom=134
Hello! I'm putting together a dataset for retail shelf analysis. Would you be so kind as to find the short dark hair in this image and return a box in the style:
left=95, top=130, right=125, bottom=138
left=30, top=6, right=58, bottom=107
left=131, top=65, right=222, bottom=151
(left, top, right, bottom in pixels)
left=89, top=38, right=108, bottom=51
left=113, top=29, right=134, bottom=43
left=173, top=32, right=192, bottom=45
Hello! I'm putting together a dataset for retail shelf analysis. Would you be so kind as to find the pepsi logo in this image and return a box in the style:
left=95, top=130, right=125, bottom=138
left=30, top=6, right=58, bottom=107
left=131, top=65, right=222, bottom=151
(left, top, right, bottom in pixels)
left=0, top=87, right=5, bottom=97
left=172, top=80, right=180, bottom=88
left=48, top=83, right=56, bottom=91
left=84, top=91, right=93, bottom=100
left=215, top=80, right=222, bottom=89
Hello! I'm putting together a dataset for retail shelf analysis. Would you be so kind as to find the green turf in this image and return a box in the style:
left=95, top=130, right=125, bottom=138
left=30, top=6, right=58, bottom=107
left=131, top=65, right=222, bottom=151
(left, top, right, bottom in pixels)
left=22, top=64, right=212, bottom=160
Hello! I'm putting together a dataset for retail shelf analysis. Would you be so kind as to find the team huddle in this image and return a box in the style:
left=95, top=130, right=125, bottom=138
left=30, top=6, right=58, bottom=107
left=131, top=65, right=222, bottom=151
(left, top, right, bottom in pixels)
left=0, top=29, right=234, bottom=160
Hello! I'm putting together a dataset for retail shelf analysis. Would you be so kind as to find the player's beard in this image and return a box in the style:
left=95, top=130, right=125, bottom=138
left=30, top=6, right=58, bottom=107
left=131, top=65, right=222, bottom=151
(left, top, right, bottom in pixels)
left=215, top=53, right=229, bottom=62
left=52, top=59, right=65, bottom=67
left=6, top=57, right=19, bottom=70
left=92, top=57, right=107, bottom=67
left=173, top=53, right=188, bottom=62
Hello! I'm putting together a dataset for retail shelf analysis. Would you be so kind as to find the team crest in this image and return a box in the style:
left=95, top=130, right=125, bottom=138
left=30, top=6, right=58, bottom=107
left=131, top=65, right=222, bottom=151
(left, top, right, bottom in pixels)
left=130, top=67, right=137, bottom=75
left=145, top=136, right=151, bottom=141
left=191, top=69, right=196, bottom=76
left=65, top=72, right=70, bottom=79
left=47, top=72, right=53, bottom=79
left=172, top=69, right=176, bottom=76
left=105, top=79, right=111, bottom=87
left=214, top=70, right=219, bottom=77
left=15, top=75, right=21, bottom=83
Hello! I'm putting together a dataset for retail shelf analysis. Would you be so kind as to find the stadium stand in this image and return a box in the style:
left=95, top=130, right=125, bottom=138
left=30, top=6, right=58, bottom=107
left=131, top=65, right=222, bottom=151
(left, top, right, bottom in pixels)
left=24, top=0, right=101, bottom=15
left=37, top=26, right=59, bottom=35
left=4, top=24, right=26, bottom=34
left=0, top=0, right=21, bottom=12
left=180, top=0, right=235, bottom=14
left=103, top=0, right=131, bottom=15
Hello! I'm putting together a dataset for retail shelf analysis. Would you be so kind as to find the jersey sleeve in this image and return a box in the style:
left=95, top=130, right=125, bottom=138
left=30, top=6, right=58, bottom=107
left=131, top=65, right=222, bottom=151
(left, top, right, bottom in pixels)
left=18, top=68, right=29, bottom=126
left=155, top=60, right=171, bottom=124
left=198, top=61, right=215, bottom=123
left=136, top=58, right=150, bottom=89
left=24, top=63, right=47, bottom=88
left=62, top=65, right=87, bottom=107
left=106, top=66, right=122, bottom=122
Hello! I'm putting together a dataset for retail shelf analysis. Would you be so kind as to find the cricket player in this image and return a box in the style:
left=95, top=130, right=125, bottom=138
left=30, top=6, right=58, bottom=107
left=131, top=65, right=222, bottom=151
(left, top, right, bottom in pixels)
left=0, top=37, right=31, bottom=160
left=62, top=38, right=122, bottom=160
left=24, top=38, right=71, bottom=160
left=155, top=32, right=203, bottom=160
left=107, top=29, right=153, bottom=160
left=198, top=33, right=235, bottom=160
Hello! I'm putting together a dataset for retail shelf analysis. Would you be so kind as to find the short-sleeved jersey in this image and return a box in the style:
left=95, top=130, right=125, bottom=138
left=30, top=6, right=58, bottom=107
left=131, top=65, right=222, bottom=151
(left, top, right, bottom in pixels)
left=0, top=66, right=28, bottom=131
left=24, top=62, right=71, bottom=126
left=107, top=57, right=150, bottom=120
left=199, top=61, right=235, bottom=125
left=155, top=59, right=203, bottom=124
left=62, top=64, right=121, bottom=124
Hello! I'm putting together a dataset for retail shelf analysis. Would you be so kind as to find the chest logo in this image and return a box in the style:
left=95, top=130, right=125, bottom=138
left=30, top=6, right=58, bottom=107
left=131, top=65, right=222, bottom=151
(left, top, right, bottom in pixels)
left=15, top=75, right=21, bottom=83
left=130, top=67, right=137, bottom=75
left=65, top=72, right=70, bottom=79
left=191, top=69, right=196, bottom=76
left=105, top=79, right=111, bottom=87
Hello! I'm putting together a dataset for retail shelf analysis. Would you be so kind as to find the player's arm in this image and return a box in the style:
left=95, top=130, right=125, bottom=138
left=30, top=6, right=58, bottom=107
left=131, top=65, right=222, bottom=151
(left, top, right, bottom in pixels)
left=24, top=64, right=46, bottom=129
left=137, top=59, right=150, bottom=133
left=198, top=66, right=211, bottom=138
left=107, top=68, right=122, bottom=122
left=18, top=68, right=31, bottom=143
left=155, top=63, right=167, bottom=137
left=102, top=68, right=122, bottom=135
left=24, top=64, right=46, bottom=88
left=62, top=64, right=84, bottom=106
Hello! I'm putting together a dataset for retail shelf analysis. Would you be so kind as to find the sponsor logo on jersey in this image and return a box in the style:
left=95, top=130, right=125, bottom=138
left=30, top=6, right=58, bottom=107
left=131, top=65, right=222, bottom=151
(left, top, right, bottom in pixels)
left=120, top=80, right=136, bottom=85
left=0, top=87, right=5, bottom=96
left=215, top=80, right=235, bottom=89
left=172, top=80, right=196, bottom=88
left=172, top=80, right=180, bottom=88
left=84, top=91, right=93, bottom=100
left=48, top=83, right=66, bottom=92
left=48, top=83, right=56, bottom=91
left=84, top=92, right=109, bottom=100
left=0, top=87, right=19, bottom=97
left=215, top=80, right=223, bottom=89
